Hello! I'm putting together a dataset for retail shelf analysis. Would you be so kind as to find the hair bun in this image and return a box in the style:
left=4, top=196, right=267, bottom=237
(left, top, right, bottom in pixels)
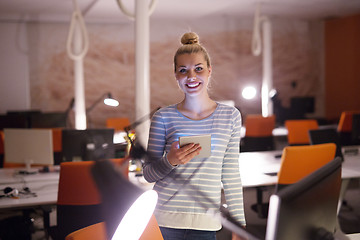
left=181, top=32, right=199, bottom=45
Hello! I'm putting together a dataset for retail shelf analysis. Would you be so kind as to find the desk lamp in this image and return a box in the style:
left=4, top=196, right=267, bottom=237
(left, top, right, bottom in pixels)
left=66, top=92, right=119, bottom=115
left=86, top=92, right=119, bottom=113
left=91, top=159, right=158, bottom=240
left=85, top=92, right=119, bottom=128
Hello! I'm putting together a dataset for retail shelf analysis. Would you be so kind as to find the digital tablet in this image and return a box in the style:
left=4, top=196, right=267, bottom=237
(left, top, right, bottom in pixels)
left=179, top=134, right=211, bottom=158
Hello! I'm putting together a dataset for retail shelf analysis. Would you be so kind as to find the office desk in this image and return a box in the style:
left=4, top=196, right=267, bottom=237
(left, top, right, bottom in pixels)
left=0, top=168, right=59, bottom=210
left=239, top=146, right=360, bottom=231
left=347, top=233, right=360, bottom=240
left=0, top=181, right=58, bottom=209
left=239, top=150, right=281, bottom=188
left=0, top=168, right=59, bottom=185
left=239, top=147, right=360, bottom=188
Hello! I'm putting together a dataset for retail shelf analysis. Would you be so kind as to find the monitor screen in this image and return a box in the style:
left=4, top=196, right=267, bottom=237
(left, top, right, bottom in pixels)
left=62, top=128, right=115, bottom=162
left=351, top=114, right=360, bottom=145
left=290, top=97, right=315, bottom=114
left=265, top=157, right=342, bottom=240
left=4, top=128, right=54, bottom=172
left=0, top=114, right=29, bottom=130
left=30, top=112, right=68, bottom=128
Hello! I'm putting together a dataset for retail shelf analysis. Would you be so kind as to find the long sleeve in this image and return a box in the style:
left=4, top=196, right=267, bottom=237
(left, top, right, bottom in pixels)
left=221, top=109, right=246, bottom=226
left=143, top=110, right=176, bottom=183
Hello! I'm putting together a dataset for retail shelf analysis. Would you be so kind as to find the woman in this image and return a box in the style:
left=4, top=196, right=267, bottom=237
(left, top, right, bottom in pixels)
left=143, top=32, right=246, bottom=240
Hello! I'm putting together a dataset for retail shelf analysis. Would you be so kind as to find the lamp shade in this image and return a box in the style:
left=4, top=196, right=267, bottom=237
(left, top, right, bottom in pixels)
left=104, top=94, right=119, bottom=107
left=86, top=92, right=119, bottom=113
left=91, top=159, right=157, bottom=239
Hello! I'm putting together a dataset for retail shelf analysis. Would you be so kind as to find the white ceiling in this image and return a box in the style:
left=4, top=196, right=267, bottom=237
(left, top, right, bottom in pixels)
left=1, top=0, right=360, bottom=23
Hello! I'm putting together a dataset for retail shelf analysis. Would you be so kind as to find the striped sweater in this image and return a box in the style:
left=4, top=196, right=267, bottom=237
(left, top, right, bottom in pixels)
left=143, top=103, right=246, bottom=230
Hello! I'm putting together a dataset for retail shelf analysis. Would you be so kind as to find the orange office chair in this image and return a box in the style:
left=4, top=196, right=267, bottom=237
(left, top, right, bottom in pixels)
left=277, top=143, right=337, bottom=188
left=51, top=128, right=63, bottom=165
left=285, top=119, right=319, bottom=145
left=65, top=215, right=163, bottom=240
left=337, top=110, right=360, bottom=146
left=106, top=118, right=130, bottom=132
left=252, top=143, right=337, bottom=218
left=241, top=115, right=276, bottom=152
left=49, top=158, right=127, bottom=240
left=65, top=222, right=106, bottom=240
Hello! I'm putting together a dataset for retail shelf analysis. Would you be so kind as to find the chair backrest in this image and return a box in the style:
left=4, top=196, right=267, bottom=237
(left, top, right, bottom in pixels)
left=106, top=118, right=130, bottom=132
left=65, top=215, right=164, bottom=240
left=277, top=143, right=336, bottom=186
left=51, top=128, right=62, bottom=152
left=337, top=110, right=360, bottom=133
left=245, top=114, right=275, bottom=137
left=56, top=158, right=127, bottom=240
left=139, top=214, right=164, bottom=240
left=285, top=119, right=319, bottom=145
left=58, top=158, right=128, bottom=205
left=241, top=115, right=276, bottom=152
left=337, top=111, right=360, bottom=146
left=65, top=222, right=106, bottom=240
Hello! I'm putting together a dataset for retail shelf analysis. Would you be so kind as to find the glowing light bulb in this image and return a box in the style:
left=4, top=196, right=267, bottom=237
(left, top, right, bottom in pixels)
left=242, top=86, right=257, bottom=100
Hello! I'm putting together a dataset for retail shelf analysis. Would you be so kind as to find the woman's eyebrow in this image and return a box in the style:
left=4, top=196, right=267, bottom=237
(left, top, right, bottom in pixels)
left=177, top=63, right=203, bottom=68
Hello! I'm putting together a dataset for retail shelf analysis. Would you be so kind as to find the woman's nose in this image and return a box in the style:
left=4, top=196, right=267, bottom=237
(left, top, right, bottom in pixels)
left=187, top=70, right=196, bottom=80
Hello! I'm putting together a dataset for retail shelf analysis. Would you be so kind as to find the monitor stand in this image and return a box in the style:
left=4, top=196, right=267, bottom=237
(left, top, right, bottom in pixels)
left=17, top=159, right=39, bottom=175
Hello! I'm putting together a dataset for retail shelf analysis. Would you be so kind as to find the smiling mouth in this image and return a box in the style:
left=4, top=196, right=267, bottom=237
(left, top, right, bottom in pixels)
left=186, top=82, right=201, bottom=88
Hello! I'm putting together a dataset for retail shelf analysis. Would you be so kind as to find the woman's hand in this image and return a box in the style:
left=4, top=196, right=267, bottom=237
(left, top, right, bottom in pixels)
left=167, top=141, right=201, bottom=166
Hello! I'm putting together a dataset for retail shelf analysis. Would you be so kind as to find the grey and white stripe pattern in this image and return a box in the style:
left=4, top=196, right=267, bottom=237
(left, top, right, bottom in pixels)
left=144, top=103, right=246, bottom=230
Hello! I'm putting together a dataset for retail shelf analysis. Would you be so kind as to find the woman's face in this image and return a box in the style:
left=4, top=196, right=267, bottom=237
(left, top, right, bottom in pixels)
left=175, top=53, right=212, bottom=97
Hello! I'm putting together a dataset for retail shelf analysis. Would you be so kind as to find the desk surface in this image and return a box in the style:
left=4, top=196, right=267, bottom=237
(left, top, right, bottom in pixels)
left=347, top=233, right=360, bottom=240
left=0, top=168, right=59, bottom=210
left=0, top=167, right=59, bottom=185
left=0, top=181, right=58, bottom=209
left=239, top=146, right=360, bottom=188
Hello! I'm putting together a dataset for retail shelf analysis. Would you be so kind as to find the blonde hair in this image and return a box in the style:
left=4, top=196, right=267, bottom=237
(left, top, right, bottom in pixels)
left=174, top=32, right=211, bottom=72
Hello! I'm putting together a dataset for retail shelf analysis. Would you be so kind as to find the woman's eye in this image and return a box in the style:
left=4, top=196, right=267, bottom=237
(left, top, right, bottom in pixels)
left=179, top=69, right=187, bottom=73
left=195, top=67, right=203, bottom=71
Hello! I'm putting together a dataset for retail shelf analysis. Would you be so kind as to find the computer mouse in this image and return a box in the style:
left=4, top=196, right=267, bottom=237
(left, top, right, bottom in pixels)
left=3, top=187, right=19, bottom=197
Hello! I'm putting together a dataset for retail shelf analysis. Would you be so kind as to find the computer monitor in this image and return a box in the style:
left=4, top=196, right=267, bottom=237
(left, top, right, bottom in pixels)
left=290, top=97, right=315, bottom=114
left=0, top=114, right=29, bottom=130
left=30, top=112, right=68, bottom=128
left=4, top=128, right=54, bottom=173
left=62, top=128, right=115, bottom=162
left=351, top=114, right=360, bottom=145
left=309, top=128, right=343, bottom=161
left=265, top=157, right=342, bottom=240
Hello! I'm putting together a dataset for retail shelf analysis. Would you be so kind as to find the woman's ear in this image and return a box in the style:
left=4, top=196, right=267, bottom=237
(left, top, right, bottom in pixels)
left=208, top=66, right=212, bottom=77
